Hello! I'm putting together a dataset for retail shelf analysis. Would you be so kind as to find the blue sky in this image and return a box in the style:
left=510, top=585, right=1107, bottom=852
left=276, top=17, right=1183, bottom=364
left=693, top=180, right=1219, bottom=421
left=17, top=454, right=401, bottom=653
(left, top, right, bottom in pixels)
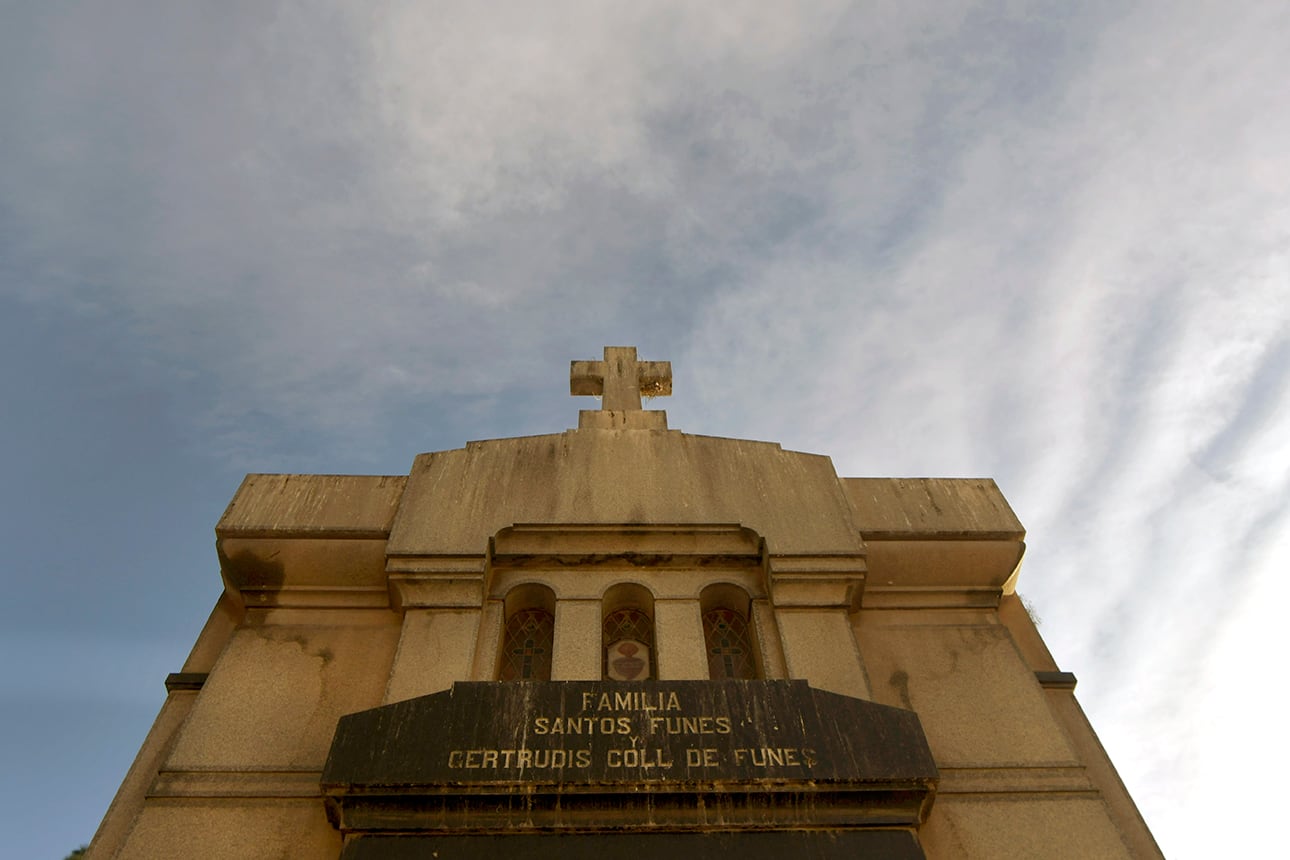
left=2, top=2, right=1287, bottom=856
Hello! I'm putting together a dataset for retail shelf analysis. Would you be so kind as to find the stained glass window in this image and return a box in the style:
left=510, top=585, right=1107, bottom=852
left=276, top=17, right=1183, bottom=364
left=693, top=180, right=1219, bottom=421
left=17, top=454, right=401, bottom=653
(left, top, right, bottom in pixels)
left=498, top=608, right=554, bottom=681
left=603, top=608, right=654, bottom=680
left=703, top=607, right=756, bottom=680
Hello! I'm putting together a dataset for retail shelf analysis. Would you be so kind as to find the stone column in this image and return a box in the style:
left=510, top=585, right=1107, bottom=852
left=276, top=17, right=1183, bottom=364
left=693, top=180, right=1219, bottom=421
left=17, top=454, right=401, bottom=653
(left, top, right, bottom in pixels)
left=654, top=598, right=708, bottom=680
left=469, top=599, right=505, bottom=680
left=768, top=556, right=870, bottom=699
left=384, top=558, right=484, bottom=703
left=751, top=598, right=788, bottom=679
left=551, top=598, right=602, bottom=680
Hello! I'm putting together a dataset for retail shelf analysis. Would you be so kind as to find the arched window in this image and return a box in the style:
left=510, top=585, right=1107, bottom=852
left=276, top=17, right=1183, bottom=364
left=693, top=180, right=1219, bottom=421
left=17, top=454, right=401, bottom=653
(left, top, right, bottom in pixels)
left=701, top=584, right=758, bottom=680
left=498, top=585, right=555, bottom=681
left=602, top=584, right=655, bottom=681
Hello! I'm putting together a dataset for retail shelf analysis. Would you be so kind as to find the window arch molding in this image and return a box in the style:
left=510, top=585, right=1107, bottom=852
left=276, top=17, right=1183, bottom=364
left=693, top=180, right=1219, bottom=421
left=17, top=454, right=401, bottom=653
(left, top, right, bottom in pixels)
left=700, top=582, right=760, bottom=680
left=496, top=583, right=556, bottom=681
left=601, top=582, right=656, bottom=681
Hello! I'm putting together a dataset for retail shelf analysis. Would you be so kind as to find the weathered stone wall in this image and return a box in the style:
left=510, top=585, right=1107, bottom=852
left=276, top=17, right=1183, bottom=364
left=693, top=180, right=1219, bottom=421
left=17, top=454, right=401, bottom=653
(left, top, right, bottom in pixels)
left=89, top=430, right=1159, bottom=859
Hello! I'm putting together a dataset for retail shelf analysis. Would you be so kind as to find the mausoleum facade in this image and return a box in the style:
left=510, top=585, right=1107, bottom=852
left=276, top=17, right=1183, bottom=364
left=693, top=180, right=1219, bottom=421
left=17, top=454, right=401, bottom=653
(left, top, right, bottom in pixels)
left=89, top=347, right=1160, bottom=858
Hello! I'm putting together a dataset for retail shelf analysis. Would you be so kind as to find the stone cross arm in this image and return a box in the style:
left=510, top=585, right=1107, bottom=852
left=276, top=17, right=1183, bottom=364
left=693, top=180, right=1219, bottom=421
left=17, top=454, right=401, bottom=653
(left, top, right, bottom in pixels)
left=571, top=346, right=672, bottom=412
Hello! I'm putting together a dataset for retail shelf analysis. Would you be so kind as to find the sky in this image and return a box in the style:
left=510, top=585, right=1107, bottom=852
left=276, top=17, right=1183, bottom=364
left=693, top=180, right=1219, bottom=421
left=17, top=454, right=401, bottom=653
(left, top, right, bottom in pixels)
left=1, top=1, right=1286, bottom=856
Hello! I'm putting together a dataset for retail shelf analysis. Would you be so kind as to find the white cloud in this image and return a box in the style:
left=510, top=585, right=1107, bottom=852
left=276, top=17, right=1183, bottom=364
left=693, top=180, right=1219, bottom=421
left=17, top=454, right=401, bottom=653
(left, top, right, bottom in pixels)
left=2, top=2, right=1288, bottom=855
left=673, top=6, right=1289, bottom=856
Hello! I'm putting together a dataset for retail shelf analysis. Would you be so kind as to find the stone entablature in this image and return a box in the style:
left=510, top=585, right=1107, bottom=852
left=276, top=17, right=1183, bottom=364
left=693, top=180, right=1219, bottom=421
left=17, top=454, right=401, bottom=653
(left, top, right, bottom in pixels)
left=214, top=469, right=1027, bottom=608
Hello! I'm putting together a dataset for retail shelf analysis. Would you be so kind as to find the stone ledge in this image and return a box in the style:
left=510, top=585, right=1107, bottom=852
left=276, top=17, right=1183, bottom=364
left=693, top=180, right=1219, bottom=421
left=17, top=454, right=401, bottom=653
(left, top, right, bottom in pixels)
left=236, top=585, right=390, bottom=610
left=843, top=478, right=1024, bottom=539
left=577, top=409, right=669, bottom=430
left=860, top=587, right=1004, bottom=609
left=218, top=537, right=391, bottom=596
left=767, top=555, right=867, bottom=609
left=339, top=831, right=924, bottom=860
left=853, top=608, right=997, bottom=626
left=327, top=789, right=934, bottom=832
left=1035, top=670, right=1078, bottom=690
left=163, top=673, right=208, bottom=693
left=861, top=540, right=1024, bottom=594
left=387, top=575, right=485, bottom=610
left=491, top=523, right=762, bottom=564
left=149, top=769, right=323, bottom=799
left=217, top=474, right=405, bottom=535
left=937, top=765, right=1094, bottom=794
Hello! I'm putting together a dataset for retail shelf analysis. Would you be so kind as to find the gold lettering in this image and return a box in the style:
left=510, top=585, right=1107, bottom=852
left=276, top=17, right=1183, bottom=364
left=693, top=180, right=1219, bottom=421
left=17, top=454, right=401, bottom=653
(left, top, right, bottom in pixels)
left=446, top=748, right=597, bottom=769
left=582, top=690, right=686, bottom=713
left=685, top=747, right=720, bottom=767
left=533, top=715, right=659, bottom=734
left=615, top=748, right=671, bottom=768
left=729, top=747, right=812, bottom=769
left=657, top=715, right=730, bottom=735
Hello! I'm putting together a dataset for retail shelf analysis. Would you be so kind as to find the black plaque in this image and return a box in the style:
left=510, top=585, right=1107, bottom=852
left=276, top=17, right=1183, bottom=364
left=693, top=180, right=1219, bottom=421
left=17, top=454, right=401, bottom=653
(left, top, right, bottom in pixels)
left=322, top=680, right=936, bottom=837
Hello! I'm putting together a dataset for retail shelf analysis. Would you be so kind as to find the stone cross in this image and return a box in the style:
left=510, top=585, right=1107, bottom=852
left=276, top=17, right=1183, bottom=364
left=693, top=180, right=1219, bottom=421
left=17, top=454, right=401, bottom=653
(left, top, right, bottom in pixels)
left=570, top=346, right=672, bottom=412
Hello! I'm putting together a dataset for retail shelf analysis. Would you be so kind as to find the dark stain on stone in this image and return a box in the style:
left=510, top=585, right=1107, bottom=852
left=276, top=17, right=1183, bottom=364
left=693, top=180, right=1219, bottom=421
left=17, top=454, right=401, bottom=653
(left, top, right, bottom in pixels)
left=548, top=553, right=677, bottom=567
left=889, top=669, right=913, bottom=710
left=217, top=545, right=285, bottom=589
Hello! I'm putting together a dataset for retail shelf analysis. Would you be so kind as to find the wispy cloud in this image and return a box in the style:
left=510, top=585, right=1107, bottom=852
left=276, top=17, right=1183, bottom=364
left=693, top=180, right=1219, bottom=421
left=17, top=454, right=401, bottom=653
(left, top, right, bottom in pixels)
left=1, top=2, right=1287, bottom=855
